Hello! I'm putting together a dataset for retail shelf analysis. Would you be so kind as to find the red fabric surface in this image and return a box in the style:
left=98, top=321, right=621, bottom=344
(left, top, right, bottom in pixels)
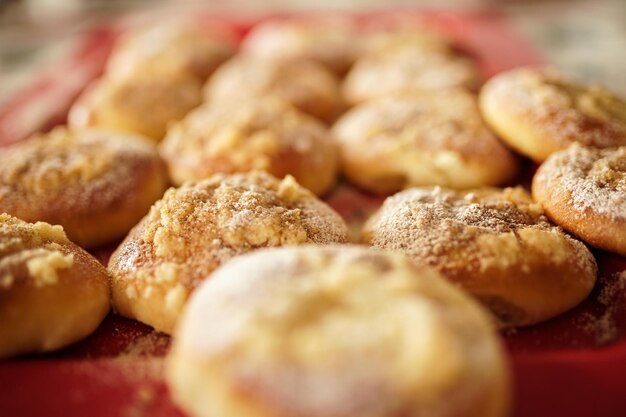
left=0, top=10, right=624, bottom=417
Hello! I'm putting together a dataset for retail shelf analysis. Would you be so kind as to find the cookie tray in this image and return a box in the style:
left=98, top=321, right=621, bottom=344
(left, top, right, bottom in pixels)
left=0, top=9, right=625, bottom=417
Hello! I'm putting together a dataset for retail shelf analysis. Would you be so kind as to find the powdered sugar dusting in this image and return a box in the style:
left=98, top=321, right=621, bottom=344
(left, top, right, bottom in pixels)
left=0, top=127, right=163, bottom=218
left=543, top=145, right=626, bottom=220
left=577, top=270, right=626, bottom=346
left=110, top=171, right=349, bottom=302
left=485, top=68, right=626, bottom=150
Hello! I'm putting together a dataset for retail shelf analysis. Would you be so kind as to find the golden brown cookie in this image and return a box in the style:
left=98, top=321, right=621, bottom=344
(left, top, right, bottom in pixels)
left=479, top=67, right=626, bottom=162
left=68, top=73, right=202, bottom=141
left=204, top=56, right=344, bottom=123
left=241, top=17, right=359, bottom=75
left=343, top=47, right=480, bottom=105
left=0, top=127, right=169, bottom=248
left=362, top=186, right=597, bottom=327
left=533, top=144, right=626, bottom=256
left=160, top=99, right=339, bottom=195
left=0, top=214, right=110, bottom=358
left=332, top=90, right=519, bottom=194
left=106, top=21, right=236, bottom=81
left=168, top=245, right=510, bottom=417
left=109, top=172, right=350, bottom=334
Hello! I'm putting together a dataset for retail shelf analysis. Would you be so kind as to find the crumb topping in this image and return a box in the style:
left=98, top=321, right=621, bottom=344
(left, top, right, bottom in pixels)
left=112, top=172, right=349, bottom=298
left=539, top=144, right=626, bottom=220
left=26, top=250, right=74, bottom=287
left=161, top=99, right=332, bottom=180
left=363, top=186, right=594, bottom=277
left=0, top=214, right=75, bottom=289
left=0, top=127, right=161, bottom=213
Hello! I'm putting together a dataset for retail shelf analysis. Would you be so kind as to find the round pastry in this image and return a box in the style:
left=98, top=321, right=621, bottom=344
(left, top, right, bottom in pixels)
left=533, top=144, right=626, bottom=256
left=479, top=67, right=626, bottom=162
left=241, top=17, right=359, bottom=75
left=343, top=48, right=480, bottom=105
left=0, top=127, right=169, bottom=248
left=360, top=15, right=454, bottom=55
left=204, top=56, right=344, bottom=123
left=106, top=21, right=235, bottom=81
left=362, top=186, right=597, bottom=327
left=332, top=90, right=519, bottom=194
left=68, top=73, right=202, bottom=141
left=109, top=171, right=350, bottom=334
left=168, top=245, right=510, bottom=417
left=0, top=214, right=110, bottom=358
left=160, top=98, right=339, bottom=195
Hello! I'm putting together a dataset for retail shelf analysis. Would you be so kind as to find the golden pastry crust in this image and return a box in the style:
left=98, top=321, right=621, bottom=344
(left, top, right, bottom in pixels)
left=343, top=48, right=481, bottom=105
left=109, top=172, right=350, bottom=334
left=362, top=186, right=597, bottom=327
left=168, top=245, right=510, bottom=417
left=332, top=91, right=519, bottom=194
left=107, top=21, right=236, bottom=81
left=0, top=214, right=110, bottom=358
left=479, top=67, right=626, bottom=162
left=160, top=99, right=339, bottom=195
left=241, top=17, right=359, bottom=75
left=533, top=144, right=626, bottom=256
left=0, top=127, right=169, bottom=248
left=68, top=74, right=202, bottom=141
left=204, top=56, right=344, bottom=123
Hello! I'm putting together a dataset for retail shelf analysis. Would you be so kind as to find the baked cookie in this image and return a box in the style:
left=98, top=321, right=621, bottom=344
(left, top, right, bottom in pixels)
left=68, top=73, right=202, bottom=141
left=360, top=15, right=454, bottom=55
left=106, top=20, right=236, bottom=81
left=0, top=214, right=110, bottom=358
left=0, top=127, right=169, bottom=248
left=160, top=98, right=339, bottom=195
left=204, top=56, right=344, bottom=123
left=332, top=90, right=519, bottom=194
left=343, top=47, right=480, bottom=105
left=241, top=17, right=359, bottom=75
left=533, top=144, right=626, bottom=256
left=362, top=186, right=597, bottom=327
left=109, top=172, right=350, bottom=334
left=479, top=67, right=626, bottom=161
left=168, top=245, right=510, bottom=417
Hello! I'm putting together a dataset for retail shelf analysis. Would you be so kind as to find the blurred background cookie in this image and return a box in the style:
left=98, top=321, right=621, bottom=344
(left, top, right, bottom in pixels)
left=362, top=186, right=597, bottom=327
left=533, top=144, right=626, bottom=256
left=106, top=20, right=236, bottom=81
left=109, top=171, right=350, bottom=334
left=332, top=90, right=519, bottom=194
left=0, top=214, right=110, bottom=358
left=343, top=47, right=481, bottom=105
left=160, top=99, right=339, bottom=195
left=359, top=14, right=456, bottom=56
left=204, top=56, right=344, bottom=123
left=168, top=245, right=510, bottom=417
left=0, top=127, right=169, bottom=248
left=479, top=67, right=626, bottom=161
left=68, top=73, right=202, bottom=141
left=241, top=16, right=360, bottom=76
